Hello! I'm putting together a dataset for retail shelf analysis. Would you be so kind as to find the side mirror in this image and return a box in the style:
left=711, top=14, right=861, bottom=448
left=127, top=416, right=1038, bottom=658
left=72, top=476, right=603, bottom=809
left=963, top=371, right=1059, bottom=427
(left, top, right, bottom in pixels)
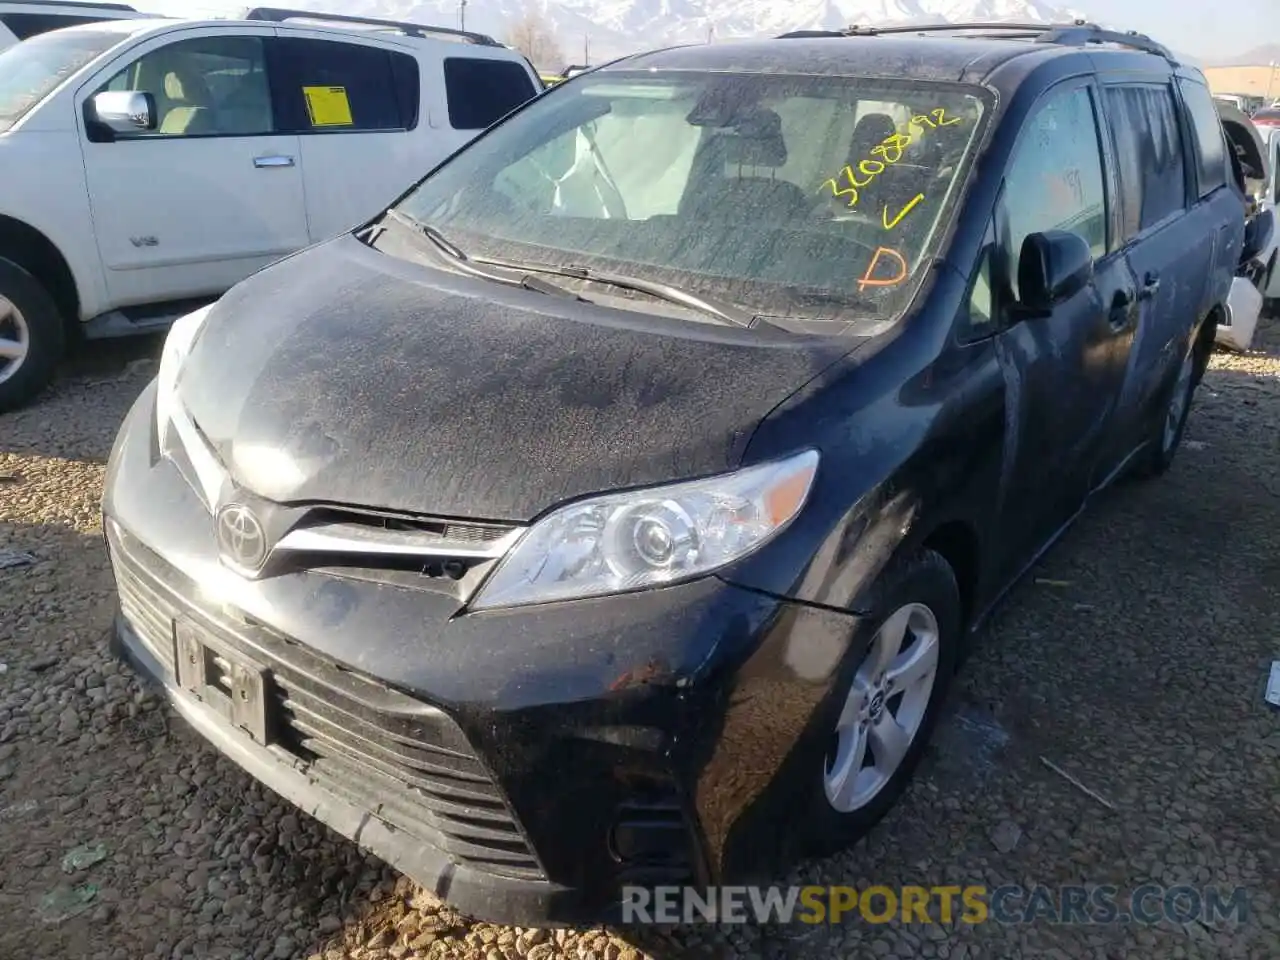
left=87, top=91, right=156, bottom=137
left=1243, top=208, right=1275, bottom=263
left=1016, top=230, right=1094, bottom=318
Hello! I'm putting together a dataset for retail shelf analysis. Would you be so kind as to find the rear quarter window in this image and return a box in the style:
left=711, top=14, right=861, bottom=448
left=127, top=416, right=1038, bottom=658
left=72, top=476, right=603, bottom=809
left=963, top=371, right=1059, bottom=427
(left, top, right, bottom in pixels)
left=443, top=57, right=537, bottom=130
left=1176, top=78, right=1229, bottom=197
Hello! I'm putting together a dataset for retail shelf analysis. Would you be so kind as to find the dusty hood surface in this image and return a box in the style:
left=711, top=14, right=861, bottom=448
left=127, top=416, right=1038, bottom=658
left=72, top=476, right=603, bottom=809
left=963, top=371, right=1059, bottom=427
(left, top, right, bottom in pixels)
left=177, top=234, right=855, bottom=521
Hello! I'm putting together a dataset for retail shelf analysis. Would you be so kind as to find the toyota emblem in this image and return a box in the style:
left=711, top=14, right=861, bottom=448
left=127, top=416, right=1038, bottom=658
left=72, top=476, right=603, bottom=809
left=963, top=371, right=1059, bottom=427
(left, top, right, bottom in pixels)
left=216, top=503, right=267, bottom=570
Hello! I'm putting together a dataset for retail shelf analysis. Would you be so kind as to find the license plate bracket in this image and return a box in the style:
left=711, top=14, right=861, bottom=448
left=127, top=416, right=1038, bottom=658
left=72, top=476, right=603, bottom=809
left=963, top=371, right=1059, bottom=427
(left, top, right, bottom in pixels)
left=173, top=618, right=273, bottom=745
left=229, top=660, right=269, bottom=744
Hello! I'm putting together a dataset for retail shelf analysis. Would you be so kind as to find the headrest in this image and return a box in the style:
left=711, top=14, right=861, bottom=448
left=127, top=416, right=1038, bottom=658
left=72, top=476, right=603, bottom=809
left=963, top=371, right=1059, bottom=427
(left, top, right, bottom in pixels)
left=849, top=113, right=898, bottom=159
left=721, top=108, right=787, bottom=168
left=164, top=69, right=209, bottom=103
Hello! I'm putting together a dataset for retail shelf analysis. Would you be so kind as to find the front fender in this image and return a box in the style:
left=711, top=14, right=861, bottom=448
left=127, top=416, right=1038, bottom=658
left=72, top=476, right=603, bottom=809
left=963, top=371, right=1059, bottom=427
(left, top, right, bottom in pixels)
left=0, top=131, right=107, bottom=320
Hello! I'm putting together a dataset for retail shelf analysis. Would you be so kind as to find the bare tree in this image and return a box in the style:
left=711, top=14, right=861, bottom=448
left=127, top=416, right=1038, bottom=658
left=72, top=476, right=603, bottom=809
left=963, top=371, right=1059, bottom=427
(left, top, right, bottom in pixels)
left=505, top=10, right=565, bottom=70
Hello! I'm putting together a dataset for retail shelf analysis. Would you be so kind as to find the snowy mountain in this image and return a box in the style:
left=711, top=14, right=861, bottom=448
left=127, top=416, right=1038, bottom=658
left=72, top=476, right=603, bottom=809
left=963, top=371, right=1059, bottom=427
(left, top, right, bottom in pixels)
left=319, top=0, right=1086, bottom=64
left=140, top=0, right=1088, bottom=67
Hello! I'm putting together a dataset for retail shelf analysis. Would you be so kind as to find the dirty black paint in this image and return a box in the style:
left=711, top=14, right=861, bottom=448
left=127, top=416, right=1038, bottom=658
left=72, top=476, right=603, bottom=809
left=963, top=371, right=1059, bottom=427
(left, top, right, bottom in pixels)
left=103, top=29, right=1248, bottom=928
left=178, top=235, right=856, bottom=521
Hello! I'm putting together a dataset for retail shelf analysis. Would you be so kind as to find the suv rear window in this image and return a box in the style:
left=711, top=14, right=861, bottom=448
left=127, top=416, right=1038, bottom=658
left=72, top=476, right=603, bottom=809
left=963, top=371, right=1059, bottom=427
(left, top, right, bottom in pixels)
left=270, top=37, right=419, bottom=132
left=0, top=12, right=105, bottom=39
left=443, top=57, right=537, bottom=130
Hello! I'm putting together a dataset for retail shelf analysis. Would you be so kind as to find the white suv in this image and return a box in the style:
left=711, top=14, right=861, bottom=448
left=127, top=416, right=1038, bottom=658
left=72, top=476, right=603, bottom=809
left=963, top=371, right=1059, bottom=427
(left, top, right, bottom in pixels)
left=0, top=7, right=542, bottom=410
left=0, top=0, right=146, bottom=51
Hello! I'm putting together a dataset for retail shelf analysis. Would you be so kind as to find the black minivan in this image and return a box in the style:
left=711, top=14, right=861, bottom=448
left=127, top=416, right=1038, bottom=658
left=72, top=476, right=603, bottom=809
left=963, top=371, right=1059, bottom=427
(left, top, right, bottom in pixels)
left=104, top=23, right=1256, bottom=925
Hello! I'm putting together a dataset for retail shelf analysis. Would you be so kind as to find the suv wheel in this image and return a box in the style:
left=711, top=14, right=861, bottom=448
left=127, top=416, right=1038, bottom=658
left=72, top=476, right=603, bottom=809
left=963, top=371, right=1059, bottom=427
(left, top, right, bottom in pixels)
left=798, top=549, right=961, bottom=857
left=1134, top=341, right=1199, bottom=479
left=0, top=259, right=66, bottom=414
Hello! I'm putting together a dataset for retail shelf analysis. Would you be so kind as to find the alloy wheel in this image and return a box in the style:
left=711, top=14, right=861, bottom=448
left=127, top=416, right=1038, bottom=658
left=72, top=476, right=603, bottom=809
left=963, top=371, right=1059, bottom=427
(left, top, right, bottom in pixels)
left=824, top=602, right=940, bottom=813
left=0, top=296, right=30, bottom=387
left=1163, top=350, right=1195, bottom=454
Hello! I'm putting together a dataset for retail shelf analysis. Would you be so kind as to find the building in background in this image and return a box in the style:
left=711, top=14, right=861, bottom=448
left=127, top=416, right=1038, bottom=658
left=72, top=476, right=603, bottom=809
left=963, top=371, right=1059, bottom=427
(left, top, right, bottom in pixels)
left=1204, top=64, right=1280, bottom=107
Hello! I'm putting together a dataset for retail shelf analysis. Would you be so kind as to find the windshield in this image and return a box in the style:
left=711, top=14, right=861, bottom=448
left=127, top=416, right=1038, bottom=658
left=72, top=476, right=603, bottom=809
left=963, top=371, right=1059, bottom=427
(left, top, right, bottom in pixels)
left=0, top=28, right=122, bottom=132
left=393, top=70, right=988, bottom=324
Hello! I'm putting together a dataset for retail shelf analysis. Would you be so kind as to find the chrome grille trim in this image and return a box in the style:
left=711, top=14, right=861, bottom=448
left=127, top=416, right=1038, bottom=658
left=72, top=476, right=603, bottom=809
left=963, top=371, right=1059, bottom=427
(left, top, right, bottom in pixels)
left=274, top=521, right=524, bottom=560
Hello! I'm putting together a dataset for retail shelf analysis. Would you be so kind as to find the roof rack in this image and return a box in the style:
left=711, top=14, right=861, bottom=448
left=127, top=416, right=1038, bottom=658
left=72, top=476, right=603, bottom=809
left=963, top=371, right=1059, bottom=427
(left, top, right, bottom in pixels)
left=1036, top=22, right=1174, bottom=61
left=7, top=0, right=137, bottom=9
left=238, top=7, right=503, bottom=46
left=777, top=19, right=1176, bottom=62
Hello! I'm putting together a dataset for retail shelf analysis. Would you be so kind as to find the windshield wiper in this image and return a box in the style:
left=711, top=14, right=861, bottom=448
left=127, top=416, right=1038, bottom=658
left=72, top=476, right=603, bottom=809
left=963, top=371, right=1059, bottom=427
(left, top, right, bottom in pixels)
left=379, top=210, right=587, bottom=302
left=471, top=255, right=755, bottom=328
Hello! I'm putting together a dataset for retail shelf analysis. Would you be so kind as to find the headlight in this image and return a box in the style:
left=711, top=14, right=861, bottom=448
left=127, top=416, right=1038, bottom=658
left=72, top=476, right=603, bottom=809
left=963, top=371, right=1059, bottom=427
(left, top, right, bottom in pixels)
left=155, top=304, right=213, bottom=448
left=470, top=449, right=819, bottom=611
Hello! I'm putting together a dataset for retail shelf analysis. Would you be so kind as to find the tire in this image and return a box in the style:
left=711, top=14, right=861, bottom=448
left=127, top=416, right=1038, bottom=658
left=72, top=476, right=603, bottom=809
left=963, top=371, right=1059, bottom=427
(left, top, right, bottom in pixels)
left=797, top=548, right=961, bottom=858
left=0, top=258, right=66, bottom=414
left=1132, top=338, right=1200, bottom=480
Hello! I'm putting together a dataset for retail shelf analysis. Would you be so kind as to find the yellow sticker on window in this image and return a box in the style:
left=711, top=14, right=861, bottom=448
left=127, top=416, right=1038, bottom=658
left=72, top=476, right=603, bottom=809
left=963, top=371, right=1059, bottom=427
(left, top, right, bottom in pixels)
left=302, top=85, right=353, bottom=127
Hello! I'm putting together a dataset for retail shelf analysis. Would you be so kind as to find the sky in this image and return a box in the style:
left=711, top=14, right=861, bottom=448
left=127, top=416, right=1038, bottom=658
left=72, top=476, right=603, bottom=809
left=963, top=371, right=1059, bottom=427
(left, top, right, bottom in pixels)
left=134, top=0, right=1280, bottom=63
left=1070, top=0, right=1279, bottom=61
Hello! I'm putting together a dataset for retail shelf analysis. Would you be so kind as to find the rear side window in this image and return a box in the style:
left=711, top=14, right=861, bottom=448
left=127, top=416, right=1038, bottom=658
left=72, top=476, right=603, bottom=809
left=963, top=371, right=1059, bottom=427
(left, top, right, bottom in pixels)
left=1104, top=84, right=1189, bottom=239
left=270, top=38, right=418, bottom=132
left=0, top=13, right=105, bottom=40
left=443, top=57, right=536, bottom=130
left=1177, top=78, right=1229, bottom=197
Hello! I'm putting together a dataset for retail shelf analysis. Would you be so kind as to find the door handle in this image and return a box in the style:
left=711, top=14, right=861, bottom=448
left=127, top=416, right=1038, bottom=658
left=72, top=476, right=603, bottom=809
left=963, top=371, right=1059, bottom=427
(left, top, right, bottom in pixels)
left=1138, top=271, right=1161, bottom=301
left=253, top=155, right=295, bottom=168
left=1108, top=289, right=1133, bottom=330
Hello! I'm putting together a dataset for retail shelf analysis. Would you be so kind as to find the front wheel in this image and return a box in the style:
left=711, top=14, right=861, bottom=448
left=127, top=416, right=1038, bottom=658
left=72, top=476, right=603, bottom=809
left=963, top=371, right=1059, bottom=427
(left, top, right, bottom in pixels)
left=799, top=549, right=961, bottom=857
left=0, top=259, right=66, bottom=414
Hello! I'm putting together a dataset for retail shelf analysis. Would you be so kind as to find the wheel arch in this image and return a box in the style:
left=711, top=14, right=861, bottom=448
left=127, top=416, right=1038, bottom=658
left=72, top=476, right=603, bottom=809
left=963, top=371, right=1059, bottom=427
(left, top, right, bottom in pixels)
left=843, top=503, right=984, bottom=634
left=0, top=216, right=80, bottom=332
left=919, top=519, right=982, bottom=631
left=1192, top=303, right=1224, bottom=382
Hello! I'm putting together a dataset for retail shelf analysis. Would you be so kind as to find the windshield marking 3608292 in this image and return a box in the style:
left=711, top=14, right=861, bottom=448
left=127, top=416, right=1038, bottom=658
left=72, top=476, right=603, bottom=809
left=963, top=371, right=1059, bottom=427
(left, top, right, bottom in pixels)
left=387, top=70, right=989, bottom=329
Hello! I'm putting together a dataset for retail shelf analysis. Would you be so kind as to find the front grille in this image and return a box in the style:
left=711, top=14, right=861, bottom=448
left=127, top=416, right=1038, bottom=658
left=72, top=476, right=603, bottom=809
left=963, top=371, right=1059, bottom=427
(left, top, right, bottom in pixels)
left=108, top=526, right=545, bottom=881
left=297, top=506, right=516, bottom=547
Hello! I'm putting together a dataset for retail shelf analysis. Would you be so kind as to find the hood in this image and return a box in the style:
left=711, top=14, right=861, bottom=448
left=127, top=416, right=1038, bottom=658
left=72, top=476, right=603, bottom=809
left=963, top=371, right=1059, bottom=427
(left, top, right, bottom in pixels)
left=177, top=235, right=854, bottom=521
left=1217, top=101, right=1269, bottom=186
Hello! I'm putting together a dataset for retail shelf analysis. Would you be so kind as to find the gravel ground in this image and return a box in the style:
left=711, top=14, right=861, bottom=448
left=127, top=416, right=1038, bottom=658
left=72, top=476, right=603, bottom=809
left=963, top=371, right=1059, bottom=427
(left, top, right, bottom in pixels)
left=2, top=322, right=1279, bottom=960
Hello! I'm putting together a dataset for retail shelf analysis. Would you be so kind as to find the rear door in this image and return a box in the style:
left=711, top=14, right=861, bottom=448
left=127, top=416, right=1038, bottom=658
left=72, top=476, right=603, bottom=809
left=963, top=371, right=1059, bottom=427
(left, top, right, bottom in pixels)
left=77, top=28, right=310, bottom=308
left=990, top=78, right=1138, bottom=578
left=1090, top=78, right=1217, bottom=482
left=268, top=34, right=425, bottom=241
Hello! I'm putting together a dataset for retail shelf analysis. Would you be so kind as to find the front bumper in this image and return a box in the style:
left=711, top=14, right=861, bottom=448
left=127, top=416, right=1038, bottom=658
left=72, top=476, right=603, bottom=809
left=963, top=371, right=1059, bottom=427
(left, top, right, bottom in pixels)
left=102, top=382, right=867, bottom=925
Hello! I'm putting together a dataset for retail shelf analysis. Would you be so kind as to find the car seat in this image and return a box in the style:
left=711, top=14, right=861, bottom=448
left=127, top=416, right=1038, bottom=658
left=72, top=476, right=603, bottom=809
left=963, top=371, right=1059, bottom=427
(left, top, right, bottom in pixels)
left=158, top=64, right=217, bottom=135
left=679, top=108, right=811, bottom=222
left=843, top=112, right=937, bottom=217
